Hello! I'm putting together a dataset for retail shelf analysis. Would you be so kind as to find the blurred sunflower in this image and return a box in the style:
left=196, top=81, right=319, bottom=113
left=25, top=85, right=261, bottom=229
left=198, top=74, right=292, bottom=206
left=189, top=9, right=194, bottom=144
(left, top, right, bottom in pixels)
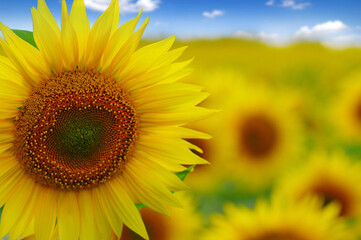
left=332, top=72, right=361, bottom=143
left=0, top=0, right=212, bottom=239
left=181, top=70, right=237, bottom=190
left=201, top=194, right=350, bottom=240
left=121, top=192, right=203, bottom=240
left=276, top=152, right=361, bottom=218
left=216, top=82, right=302, bottom=190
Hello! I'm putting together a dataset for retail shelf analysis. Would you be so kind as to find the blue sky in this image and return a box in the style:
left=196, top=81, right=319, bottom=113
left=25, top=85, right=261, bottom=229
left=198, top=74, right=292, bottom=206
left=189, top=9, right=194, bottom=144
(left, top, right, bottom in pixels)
left=0, top=0, right=360, bottom=47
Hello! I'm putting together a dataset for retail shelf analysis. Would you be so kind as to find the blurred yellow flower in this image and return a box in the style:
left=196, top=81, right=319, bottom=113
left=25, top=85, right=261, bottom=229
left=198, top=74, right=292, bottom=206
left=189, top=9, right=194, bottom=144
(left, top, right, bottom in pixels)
left=332, top=72, right=361, bottom=143
left=213, top=80, right=303, bottom=190
left=276, top=152, right=361, bottom=218
left=201, top=194, right=349, bottom=240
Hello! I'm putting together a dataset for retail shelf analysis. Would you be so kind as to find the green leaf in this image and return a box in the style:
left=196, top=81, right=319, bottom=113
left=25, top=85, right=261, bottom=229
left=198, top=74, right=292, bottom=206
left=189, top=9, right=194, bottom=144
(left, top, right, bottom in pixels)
left=135, top=165, right=195, bottom=210
left=175, top=165, right=195, bottom=181
left=0, top=205, right=3, bottom=222
left=12, top=29, right=37, bottom=48
left=136, top=203, right=146, bottom=211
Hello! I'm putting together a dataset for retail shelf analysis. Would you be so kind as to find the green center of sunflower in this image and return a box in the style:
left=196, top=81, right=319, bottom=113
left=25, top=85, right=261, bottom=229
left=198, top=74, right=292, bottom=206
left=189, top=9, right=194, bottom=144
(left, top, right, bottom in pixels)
left=55, top=114, right=106, bottom=159
left=239, top=114, right=279, bottom=159
left=14, top=70, right=139, bottom=190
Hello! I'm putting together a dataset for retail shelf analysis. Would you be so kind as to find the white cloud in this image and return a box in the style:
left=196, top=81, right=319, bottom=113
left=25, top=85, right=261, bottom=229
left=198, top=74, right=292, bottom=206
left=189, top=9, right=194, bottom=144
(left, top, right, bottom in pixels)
left=258, top=31, right=278, bottom=40
left=235, top=30, right=278, bottom=42
left=203, top=10, right=224, bottom=19
left=356, top=26, right=361, bottom=30
left=266, top=0, right=311, bottom=10
left=266, top=0, right=275, bottom=6
left=295, top=20, right=347, bottom=38
left=323, top=34, right=361, bottom=48
left=84, top=0, right=160, bottom=13
left=234, top=31, right=254, bottom=39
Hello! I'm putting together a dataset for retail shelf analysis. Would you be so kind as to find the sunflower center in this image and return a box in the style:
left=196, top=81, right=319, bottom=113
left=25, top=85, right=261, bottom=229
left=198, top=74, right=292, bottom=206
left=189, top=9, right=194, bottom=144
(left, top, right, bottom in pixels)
left=312, top=182, right=351, bottom=217
left=14, top=70, right=139, bottom=190
left=355, top=98, right=361, bottom=126
left=249, top=231, right=306, bottom=240
left=239, top=114, right=278, bottom=159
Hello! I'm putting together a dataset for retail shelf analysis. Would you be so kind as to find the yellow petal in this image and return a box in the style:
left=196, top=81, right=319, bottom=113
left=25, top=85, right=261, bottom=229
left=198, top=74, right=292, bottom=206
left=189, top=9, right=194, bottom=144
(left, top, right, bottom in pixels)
left=9, top=183, right=39, bottom=240
left=0, top=120, right=14, bottom=134
left=124, top=59, right=193, bottom=93
left=0, top=24, right=50, bottom=84
left=106, top=178, right=149, bottom=240
left=123, top=170, right=170, bottom=215
left=61, top=0, right=79, bottom=68
left=134, top=83, right=208, bottom=112
left=134, top=151, right=189, bottom=192
left=0, top=133, right=14, bottom=145
left=105, top=18, right=149, bottom=78
left=84, top=0, right=119, bottom=70
left=0, top=56, right=31, bottom=100
left=117, top=35, right=175, bottom=81
left=152, top=46, right=188, bottom=67
left=141, top=107, right=217, bottom=125
left=92, top=189, right=114, bottom=240
left=78, top=190, right=101, bottom=240
left=31, top=7, right=64, bottom=74
left=58, top=192, right=80, bottom=240
left=34, top=188, right=57, bottom=240
left=0, top=143, right=13, bottom=155
left=94, top=186, right=124, bottom=238
left=0, top=45, right=5, bottom=56
left=37, top=0, right=60, bottom=35
left=159, top=59, right=194, bottom=84
left=138, top=137, right=209, bottom=165
left=102, top=10, right=142, bottom=71
left=69, top=0, right=90, bottom=67
left=0, top=56, right=30, bottom=96
left=20, top=218, right=35, bottom=240
left=0, top=165, right=22, bottom=207
left=0, top=175, right=35, bottom=238
left=126, top=160, right=183, bottom=209
left=142, top=126, right=212, bottom=140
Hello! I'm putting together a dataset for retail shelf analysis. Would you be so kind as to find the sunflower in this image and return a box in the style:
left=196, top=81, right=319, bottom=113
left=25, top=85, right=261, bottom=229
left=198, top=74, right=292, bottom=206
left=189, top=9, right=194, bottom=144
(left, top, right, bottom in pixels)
left=121, top=192, right=203, bottom=240
left=183, top=70, right=242, bottom=191
left=0, top=0, right=212, bottom=239
left=201, top=194, right=351, bottom=240
left=276, top=152, right=361, bottom=218
left=332, top=72, right=361, bottom=143
left=215, top=81, right=303, bottom=190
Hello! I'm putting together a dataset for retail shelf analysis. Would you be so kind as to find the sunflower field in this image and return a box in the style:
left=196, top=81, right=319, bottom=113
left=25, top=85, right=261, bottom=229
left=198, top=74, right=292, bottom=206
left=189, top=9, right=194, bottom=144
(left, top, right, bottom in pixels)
left=129, top=39, right=361, bottom=240
left=1, top=1, right=361, bottom=240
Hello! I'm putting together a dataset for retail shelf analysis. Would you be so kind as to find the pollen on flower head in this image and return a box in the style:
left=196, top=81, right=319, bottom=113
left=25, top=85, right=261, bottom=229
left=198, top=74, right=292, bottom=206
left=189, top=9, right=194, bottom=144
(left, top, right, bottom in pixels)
left=14, top=70, right=139, bottom=190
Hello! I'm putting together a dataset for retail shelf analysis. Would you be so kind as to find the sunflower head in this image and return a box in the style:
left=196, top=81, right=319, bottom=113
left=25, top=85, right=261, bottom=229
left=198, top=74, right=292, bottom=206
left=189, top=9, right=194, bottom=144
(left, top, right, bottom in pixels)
left=201, top=194, right=352, bottom=240
left=276, top=151, right=361, bottom=218
left=0, top=0, right=212, bottom=239
left=332, top=72, right=361, bottom=143
left=215, top=80, right=303, bottom=190
left=14, top=70, right=139, bottom=190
